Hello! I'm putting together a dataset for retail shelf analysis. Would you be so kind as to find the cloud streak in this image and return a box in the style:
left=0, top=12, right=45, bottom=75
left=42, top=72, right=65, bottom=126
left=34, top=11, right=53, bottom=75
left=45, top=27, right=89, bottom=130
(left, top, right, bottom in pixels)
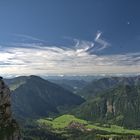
left=94, top=31, right=110, bottom=51
left=0, top=32, right=140, bottom=76
left=12, top=33, right=47, bottom=43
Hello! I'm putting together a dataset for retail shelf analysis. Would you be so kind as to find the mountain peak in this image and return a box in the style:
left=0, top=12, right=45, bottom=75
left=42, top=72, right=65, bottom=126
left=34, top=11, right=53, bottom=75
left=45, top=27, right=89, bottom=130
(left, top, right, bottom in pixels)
left=11, top=75, right=85, bottom=119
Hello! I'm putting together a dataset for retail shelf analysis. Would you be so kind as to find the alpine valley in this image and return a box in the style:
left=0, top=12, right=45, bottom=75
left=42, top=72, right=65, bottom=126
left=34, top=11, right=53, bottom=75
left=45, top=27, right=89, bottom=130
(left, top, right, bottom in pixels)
left=3, top=75, right=140, bottom=140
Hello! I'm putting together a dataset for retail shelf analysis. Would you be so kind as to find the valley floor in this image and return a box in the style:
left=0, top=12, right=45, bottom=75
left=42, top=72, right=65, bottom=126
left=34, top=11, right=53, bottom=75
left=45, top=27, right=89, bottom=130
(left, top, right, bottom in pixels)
left=22, top=114, right=140, bottom=140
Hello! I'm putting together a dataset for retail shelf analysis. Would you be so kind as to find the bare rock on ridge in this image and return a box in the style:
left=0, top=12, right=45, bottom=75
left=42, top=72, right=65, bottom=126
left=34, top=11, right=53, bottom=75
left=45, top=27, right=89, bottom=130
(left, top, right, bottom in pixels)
left=0, top=77, right=21, bottom=140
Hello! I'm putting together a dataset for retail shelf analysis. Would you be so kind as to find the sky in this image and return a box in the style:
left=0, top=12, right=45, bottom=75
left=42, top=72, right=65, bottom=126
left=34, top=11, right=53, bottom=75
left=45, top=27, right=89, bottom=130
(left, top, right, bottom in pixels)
left=0, top=0, right=140, bottom=76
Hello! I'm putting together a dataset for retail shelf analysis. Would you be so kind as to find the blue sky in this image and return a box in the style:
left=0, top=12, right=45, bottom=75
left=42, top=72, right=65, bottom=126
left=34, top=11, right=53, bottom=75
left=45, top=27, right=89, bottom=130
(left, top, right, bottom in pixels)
left=0, top=0, right=140, bottom=76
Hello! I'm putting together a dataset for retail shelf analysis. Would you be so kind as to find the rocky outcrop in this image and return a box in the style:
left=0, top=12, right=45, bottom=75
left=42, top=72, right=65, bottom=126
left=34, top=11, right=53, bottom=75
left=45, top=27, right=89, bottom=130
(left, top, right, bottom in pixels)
left=0, top=77, right=21, bottom=140
left=67, top=121, right=86, bottom=132
left=74, top=84, right=140, bottom=128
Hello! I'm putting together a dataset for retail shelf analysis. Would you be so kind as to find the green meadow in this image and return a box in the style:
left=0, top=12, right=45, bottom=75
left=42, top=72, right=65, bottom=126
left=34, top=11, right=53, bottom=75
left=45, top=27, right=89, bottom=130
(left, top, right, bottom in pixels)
left=37, top=114, right=140, bottom=136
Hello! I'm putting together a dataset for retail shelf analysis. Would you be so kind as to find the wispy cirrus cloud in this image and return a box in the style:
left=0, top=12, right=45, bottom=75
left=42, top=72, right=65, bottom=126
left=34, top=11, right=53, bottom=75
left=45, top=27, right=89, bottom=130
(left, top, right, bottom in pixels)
left=0, top=32, right=140, bottom=76
left=94, top=31, right=110, bottom=51
left=12, top=33, right=48, bottom=43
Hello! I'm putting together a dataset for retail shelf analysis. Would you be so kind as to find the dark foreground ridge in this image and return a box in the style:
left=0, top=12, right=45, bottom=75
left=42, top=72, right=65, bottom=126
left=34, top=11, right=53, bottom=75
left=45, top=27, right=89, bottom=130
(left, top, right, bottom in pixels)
left=0, top=77, right=21, bottom=140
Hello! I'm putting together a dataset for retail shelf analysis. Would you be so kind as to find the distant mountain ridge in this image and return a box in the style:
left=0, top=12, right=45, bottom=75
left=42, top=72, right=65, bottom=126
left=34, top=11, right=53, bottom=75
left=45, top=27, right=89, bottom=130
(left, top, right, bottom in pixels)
left=78, top=76, right=140, bottom=99
left=49, top=79, right=88, bottom=93
left=5, top=75, right=85, bottom=119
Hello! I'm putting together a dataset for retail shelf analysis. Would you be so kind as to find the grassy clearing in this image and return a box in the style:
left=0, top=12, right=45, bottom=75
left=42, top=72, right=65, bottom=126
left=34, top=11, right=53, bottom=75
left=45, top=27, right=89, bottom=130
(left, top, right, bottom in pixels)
left=37, top=114, right=88, bottom=129
left=87, top=124, right=140, bottom=135
left=37, top=114, right=140, bottom=135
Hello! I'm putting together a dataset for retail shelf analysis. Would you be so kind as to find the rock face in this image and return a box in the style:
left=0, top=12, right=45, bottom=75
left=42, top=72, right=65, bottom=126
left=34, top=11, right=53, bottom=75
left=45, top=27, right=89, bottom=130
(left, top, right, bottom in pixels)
left=0, top=77, right=21, bottom=140
left=74, top=84, right=140, bottom=128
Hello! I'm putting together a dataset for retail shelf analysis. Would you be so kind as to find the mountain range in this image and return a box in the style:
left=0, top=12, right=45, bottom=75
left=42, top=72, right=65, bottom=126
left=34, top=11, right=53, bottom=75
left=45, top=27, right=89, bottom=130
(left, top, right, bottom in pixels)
left=48, top=79, right=88, bottom=93
left=78, top=76, right=140, bottom=99
left=4, top=75, right=140, bottom=139
left=5, top=75, right=85, bottom=119
left=73, top=76, right=140, bottom=128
